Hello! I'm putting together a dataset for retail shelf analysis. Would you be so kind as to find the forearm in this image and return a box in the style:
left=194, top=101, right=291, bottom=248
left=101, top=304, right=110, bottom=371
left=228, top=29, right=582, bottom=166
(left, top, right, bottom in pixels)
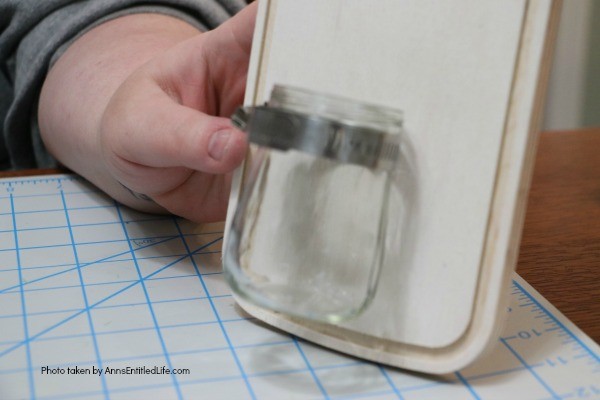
left=38, top=13, right=200, bottom=212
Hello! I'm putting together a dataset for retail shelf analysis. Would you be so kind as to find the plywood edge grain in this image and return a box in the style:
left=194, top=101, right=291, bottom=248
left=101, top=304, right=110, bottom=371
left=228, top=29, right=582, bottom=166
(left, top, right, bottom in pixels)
left=224, top=0, right=273, bottom=249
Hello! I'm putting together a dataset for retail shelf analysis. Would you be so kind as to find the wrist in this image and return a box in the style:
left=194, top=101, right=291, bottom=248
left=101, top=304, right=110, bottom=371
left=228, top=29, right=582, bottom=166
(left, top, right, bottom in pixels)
left=38, top=13, right=201, bottom=206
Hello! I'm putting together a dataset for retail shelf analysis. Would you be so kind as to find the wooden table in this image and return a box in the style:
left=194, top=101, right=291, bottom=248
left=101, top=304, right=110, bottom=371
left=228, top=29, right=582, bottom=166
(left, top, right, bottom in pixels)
left=2, top=129, right=599, bottom=343
left=517, top=127, right=600, bottom=344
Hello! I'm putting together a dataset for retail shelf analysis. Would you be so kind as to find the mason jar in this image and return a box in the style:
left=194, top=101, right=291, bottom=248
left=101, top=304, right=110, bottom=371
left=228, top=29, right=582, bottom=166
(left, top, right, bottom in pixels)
left=224, top=85, right=403, bottom=323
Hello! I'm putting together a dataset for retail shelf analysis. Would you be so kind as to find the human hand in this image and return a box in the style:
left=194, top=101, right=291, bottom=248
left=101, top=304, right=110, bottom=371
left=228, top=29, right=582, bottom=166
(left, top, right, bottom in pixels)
left=99, top=4, right=257, bottom=222
left=39, top=3, right=258, bottom=222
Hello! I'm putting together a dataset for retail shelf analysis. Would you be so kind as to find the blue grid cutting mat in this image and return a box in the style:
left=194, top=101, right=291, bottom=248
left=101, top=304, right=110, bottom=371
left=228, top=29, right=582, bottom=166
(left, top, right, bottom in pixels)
left=0, top=174, right=598, bottom=400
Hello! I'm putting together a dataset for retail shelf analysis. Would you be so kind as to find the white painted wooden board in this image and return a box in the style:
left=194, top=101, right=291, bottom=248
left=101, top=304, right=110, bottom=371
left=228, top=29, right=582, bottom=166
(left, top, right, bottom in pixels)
left=226, top=0, right=560, bottom=372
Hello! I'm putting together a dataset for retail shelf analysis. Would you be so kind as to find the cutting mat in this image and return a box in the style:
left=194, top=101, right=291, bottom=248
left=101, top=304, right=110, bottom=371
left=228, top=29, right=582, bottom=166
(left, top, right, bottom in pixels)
left=0, top=174, right=598, bottom=400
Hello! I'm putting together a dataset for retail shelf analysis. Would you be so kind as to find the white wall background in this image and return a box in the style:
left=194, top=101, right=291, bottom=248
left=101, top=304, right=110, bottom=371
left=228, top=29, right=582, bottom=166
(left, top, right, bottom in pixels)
left=544, top=0, right=599, bottom=130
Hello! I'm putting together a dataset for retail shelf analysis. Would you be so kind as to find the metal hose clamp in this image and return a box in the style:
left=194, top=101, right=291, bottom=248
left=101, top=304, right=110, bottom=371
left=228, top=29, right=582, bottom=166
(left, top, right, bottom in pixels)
left=232, top=106, right=400, bottom=171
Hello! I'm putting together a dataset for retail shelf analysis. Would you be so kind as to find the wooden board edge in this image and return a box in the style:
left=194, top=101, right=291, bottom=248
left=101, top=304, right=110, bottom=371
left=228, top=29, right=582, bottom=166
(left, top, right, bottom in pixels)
left=224, top=0, right=274, bottom=249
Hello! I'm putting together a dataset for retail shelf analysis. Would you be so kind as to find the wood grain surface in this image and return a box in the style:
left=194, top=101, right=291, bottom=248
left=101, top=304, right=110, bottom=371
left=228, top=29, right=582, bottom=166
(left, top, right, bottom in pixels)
left=517, top=128, right=600, bottom=344
left=0, top=168, right=66, bottom=178
left=2, top=129, right=598, bottom=343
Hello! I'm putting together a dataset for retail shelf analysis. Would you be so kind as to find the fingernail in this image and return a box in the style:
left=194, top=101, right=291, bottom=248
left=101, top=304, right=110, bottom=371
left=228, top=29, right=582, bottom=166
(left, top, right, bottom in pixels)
left=208, top=130, right=231, bottom=161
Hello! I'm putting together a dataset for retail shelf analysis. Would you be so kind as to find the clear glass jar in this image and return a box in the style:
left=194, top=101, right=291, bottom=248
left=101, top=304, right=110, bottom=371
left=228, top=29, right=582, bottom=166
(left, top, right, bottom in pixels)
left=224, top=85, right=403, bottom=323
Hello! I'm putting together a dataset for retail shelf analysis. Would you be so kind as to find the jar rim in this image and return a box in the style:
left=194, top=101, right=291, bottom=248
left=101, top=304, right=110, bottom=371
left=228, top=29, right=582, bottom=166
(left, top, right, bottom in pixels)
left=269, top=85, right=403, bottom=133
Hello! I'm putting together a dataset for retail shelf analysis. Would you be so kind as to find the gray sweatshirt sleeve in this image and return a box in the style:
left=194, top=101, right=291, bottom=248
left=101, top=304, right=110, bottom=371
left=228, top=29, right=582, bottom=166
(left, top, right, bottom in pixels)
left=0, top=0, right=246, bottom=169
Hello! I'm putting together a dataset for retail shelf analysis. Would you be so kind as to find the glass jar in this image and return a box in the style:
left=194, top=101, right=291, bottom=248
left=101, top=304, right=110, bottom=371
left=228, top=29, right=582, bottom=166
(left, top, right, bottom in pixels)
left=224, top=85, right=403, bottom=323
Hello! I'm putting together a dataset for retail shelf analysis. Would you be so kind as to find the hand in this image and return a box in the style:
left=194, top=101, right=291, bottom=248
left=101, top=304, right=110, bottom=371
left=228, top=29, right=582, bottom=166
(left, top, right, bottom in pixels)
left=39, top=3, right=258, bottom=222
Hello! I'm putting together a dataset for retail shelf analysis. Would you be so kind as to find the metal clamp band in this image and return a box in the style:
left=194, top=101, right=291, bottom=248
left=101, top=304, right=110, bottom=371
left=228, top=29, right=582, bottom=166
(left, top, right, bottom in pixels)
left=232, top=106, right=400, bottom=171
